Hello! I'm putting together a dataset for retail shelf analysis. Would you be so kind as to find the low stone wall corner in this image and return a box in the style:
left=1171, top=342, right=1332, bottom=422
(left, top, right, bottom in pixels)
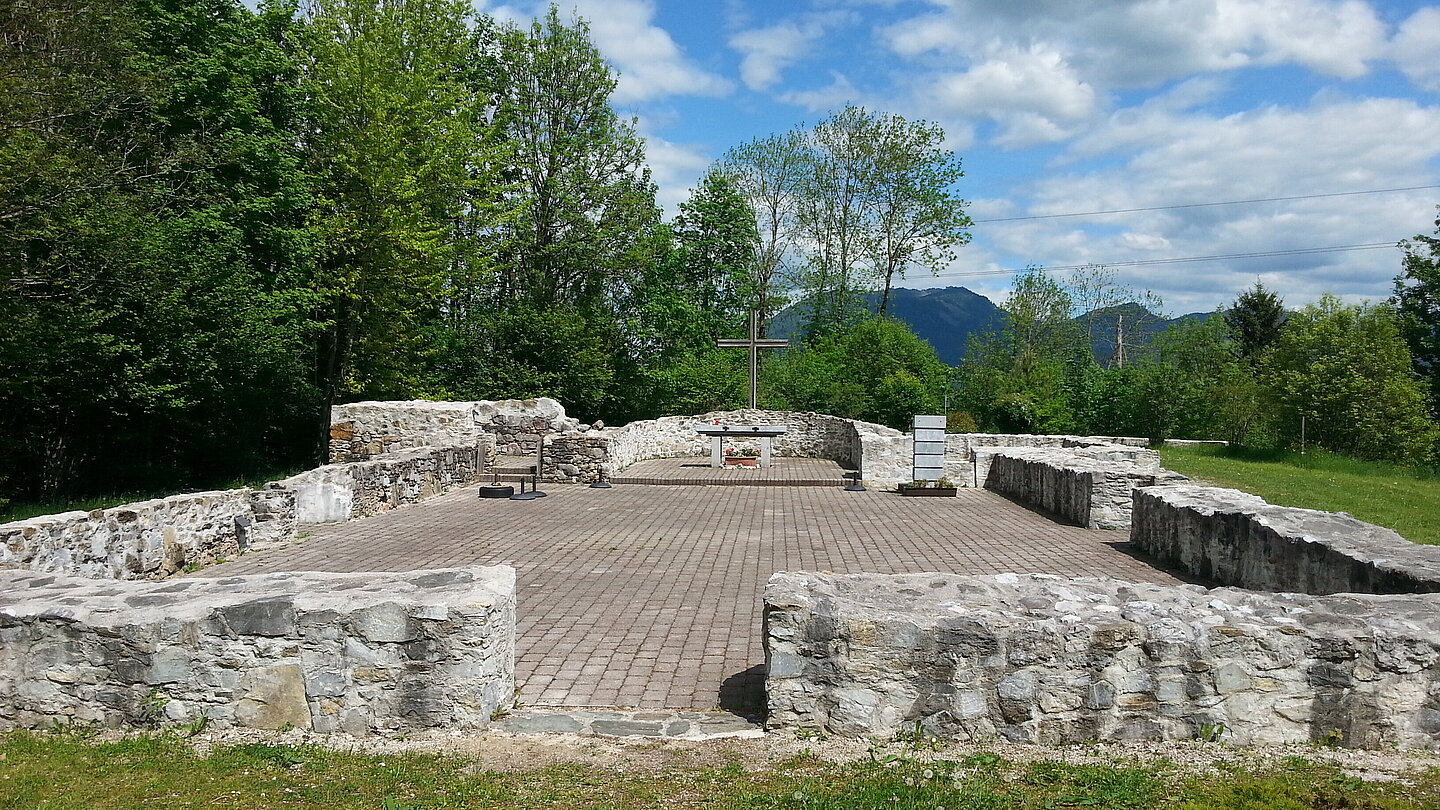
left=763, top=571, right=1440, bottom=749
left=980, top=447, right=1185, bottom=530
left=0, top=566, right=516, bottom=735
left=1132, top=485, right=1440, bottom=594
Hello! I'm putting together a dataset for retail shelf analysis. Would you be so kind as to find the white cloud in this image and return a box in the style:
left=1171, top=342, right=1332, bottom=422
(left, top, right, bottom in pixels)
left=569, top=0, right=732, bottom=103
left=927, top=45, right=1100, bottom=146
left=880, top=0, right=1387, bottom=88
left=1392, top=8, right=1440, bottom=92
left=775, top=72, right=861, bottom=112
left=979, top=97, right=1440, bottom=311
left=639, top=132, right=713, bottom=216
left=729, top=12, right=849, bottom=92
left=487, top=1, right=732, bottom=103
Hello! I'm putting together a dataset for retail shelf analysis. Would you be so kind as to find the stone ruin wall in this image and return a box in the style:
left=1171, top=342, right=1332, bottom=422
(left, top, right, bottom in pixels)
left=980, top=446, right=1186, bottom=530
left=765, top=572, right=1440, bottom=749
left=0, top=567, right=515, bottom=735
left=0, top=490, right=289, bottom=582
left=764, top=444, right=1440, bottom=749
left=1, top=446, right=484, bottom=581
left=541, top=434, right=610, bottom=484
left=268, top=446, right=485, bottom=524
left=328, top=400, right=493, bottom=463
left=328, top=397, right=594, bottom=463
left=602, top=409, right=898, bottom=474
left=1132, top=485, right=1440, bottom=595
left=960, top=435, right=1154, bottom=488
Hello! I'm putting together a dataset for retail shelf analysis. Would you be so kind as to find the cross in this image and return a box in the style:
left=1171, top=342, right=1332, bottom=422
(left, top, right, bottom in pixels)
left=717, top=310, right=788, bottom=408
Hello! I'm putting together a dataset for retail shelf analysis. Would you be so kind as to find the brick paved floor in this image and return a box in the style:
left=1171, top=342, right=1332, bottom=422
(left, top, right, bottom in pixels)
left=206, top=481, right=1186, bottom=715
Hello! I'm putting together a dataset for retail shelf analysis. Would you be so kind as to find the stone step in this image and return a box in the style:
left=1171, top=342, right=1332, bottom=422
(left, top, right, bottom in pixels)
left=495, top=708, right=763, bottom=740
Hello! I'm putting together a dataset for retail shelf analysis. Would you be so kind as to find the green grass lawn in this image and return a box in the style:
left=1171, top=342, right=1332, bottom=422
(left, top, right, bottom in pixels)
left=1159, top=445, right=1440, bottom=545
left=3, top=730, right=1437, bottom=810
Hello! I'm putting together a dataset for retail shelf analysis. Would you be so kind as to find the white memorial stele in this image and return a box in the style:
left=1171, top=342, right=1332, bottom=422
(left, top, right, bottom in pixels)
left=912, top=414, right=946, bottom=481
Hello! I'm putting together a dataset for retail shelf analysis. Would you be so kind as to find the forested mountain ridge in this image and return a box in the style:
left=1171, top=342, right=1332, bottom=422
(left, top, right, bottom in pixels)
left=769, top=288, right=1211, bottom=366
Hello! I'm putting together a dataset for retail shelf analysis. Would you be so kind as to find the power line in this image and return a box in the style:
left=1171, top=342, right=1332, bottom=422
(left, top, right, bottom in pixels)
left=973, top=185, right=1440, bottom=224
left=927, top=241, right=1401, bottom=279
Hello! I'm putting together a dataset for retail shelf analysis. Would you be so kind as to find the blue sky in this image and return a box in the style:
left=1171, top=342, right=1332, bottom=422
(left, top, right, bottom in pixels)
left=479, top=0, right=1440, bottom=313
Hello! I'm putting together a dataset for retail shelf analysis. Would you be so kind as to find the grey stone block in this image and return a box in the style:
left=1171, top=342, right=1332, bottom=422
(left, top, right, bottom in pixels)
left=764, top=571, right=1440, bottom=748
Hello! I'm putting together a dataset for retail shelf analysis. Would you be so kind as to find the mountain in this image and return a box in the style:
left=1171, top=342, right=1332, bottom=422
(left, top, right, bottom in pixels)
left=770, top=288, right=1212, bottom=366
left=768, top=286, right=1004, bottom=364
left=1075, top=304, right=1214, bottom=366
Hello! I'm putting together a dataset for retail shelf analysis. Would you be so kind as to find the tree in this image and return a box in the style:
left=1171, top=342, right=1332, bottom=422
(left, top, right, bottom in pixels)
left=1261, top=295, right=1436, bottom=463
left=721, top=106, right=970, bottom=338
left=622, top=171, right=759, bottom=415
left=1225, top=280, right=1287, bottom=363
left=480, top=5, right=659, bottom=309
left=1066, top=265, right=1164, bottom=368
left=861, top=112, right=971, bottom=315
left=304, top=0, right=486, bottom=408
left=0, top=0, right=321, bottom=504
left=718, top=132, right=805, bottom=332
left=1394, top=210, right=1440, bottom=415
left=955, top=268, right=1089, bottom=434
left=764, top=318, right=947, bottom=429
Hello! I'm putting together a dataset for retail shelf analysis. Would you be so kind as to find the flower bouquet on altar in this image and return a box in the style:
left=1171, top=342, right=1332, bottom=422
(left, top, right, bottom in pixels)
left=723, top=447, right=760, bottom=467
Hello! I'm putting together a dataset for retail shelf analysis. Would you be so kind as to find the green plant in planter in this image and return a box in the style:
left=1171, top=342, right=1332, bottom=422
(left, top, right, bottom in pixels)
left=725, top=447, right=759, bottom=458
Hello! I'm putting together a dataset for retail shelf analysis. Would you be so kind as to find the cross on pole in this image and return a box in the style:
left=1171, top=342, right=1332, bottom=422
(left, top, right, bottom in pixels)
left=717, top=310, right=788, bottom=408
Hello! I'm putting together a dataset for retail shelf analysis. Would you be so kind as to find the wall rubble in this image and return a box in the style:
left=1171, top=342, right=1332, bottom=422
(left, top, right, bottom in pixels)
left=764, top=571, right=1440, bottom=748
left=0, top=566, right=515, bottom=735
left=1132, top=485, right=1440, bottom=594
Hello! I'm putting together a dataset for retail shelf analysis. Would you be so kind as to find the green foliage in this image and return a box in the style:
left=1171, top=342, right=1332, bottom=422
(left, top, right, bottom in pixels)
left=1394, top=210, right=1440, bottom=417
left=304, top=0, right=486, bottom=401
left=1225, top=280, right=1287, bottom=363
left=0, top=0, right=322, bottom=502
left=765, top=317, right=947, bottom=429
left=1261, top=294, right=1437, bottom=464
left=956, top=268, right=1088, bottom=434
left=722, top=106, right=970, bottom=340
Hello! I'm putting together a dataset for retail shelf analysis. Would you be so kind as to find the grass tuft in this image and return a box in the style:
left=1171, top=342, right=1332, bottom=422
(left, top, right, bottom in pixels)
left=4, top=730, right=1440, bottom=809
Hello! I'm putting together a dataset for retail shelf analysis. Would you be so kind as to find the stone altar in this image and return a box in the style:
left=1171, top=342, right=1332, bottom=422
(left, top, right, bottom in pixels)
left=696, top=424, right=789, bottom=468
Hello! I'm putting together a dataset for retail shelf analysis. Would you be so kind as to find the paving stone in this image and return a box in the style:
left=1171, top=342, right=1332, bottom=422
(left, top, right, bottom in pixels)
left=205, top=480, right=1186, bottom=711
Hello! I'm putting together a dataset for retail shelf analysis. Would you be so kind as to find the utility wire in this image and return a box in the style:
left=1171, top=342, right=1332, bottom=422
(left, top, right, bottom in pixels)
left=926, top=241, right=1400, bottom=280
left=973, top=185, right=1440, bottom=224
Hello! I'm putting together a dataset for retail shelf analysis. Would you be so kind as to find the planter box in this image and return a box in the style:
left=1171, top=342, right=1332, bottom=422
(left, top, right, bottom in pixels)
left=724, top=457, right=760, bottom=467
left=899, top=485, right=957, bottom=497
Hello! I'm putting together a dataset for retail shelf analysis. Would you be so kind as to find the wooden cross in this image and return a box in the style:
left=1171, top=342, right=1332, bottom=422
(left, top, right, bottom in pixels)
left=717, top=311, right=788, bottom=408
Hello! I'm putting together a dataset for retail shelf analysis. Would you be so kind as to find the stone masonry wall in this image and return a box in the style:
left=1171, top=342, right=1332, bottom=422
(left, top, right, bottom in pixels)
left=474, top=398, right=586, bottom=456
left=958, top=435, right=1155, bottom=488
left=268, top=446, right=485, bottom=524
left=328, top=398, right=583, bottom=463
left=0, top=491, right=291, bottom=581
left=1132, top=485, right=1440, bottom=595
left=982, top=447, right=1187, bottom=530
left=329, top=400, right=492, bottom=463
left=541, top=434, right=610, bottom=484
left=602, top=410, right=899, bottom=473
left=765, top=572, right=1440, bottom=748
left=0, top=566, right=515, bottom=735
left=2, top=446, right=482, bottom=581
